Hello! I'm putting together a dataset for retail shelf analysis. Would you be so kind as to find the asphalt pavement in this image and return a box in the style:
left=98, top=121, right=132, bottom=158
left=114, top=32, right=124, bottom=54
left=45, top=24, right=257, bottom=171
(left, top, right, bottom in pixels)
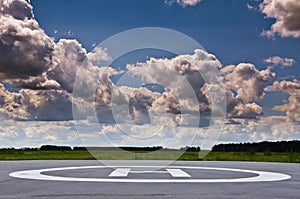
left=1, top=160, right=299, bottom=199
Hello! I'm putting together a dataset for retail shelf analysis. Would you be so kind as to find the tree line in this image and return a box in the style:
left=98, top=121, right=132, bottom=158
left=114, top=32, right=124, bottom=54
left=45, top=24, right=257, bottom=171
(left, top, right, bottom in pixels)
left=0, top=145, right=201, bottom=152
left=212, top=141, right=300, bottom=153
left=2, top=141, right=299, bottom=152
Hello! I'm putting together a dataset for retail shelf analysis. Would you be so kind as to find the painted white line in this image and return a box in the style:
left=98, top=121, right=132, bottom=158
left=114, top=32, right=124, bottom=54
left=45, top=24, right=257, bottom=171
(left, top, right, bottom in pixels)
left=109, top=168, right=131, bottom=177
left=130, top=170, right=168, bottom=174
left=166, top=169, right=191, bottom=178
left=9, top=166, right=291, bottom=183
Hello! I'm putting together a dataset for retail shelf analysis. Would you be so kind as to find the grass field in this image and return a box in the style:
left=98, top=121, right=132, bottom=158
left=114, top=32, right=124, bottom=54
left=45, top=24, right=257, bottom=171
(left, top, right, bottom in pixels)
left=0, top=150, right=202, bottom=161
left=203, top=152, right=300, bottom=163
left=1, top=150, right=300, bottom=163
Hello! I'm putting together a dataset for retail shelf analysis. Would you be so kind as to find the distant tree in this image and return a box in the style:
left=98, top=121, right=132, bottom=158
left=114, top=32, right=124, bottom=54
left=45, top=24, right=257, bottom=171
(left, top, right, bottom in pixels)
left=40, top=145, right=72, bottom=151
left=73, top=147, right=88, bottom=151
left=180, top=146, right=201, bottom=152
left=212, top=141, right=300, bottom=153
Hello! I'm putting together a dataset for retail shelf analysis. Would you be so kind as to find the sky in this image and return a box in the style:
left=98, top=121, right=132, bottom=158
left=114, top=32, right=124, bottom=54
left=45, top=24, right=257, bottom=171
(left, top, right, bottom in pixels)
left=0, top=0, right=300, bottom=149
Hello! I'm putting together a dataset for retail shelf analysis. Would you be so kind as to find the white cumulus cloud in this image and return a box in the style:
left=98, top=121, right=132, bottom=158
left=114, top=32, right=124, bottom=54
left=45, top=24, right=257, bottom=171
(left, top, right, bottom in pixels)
left=266, top=80, right=300, bottom=122
left=165, top=0, right=202, bottom=7
left=264, top=56, right=295, bottom=67
left=259, top=0, right=300, bottom=38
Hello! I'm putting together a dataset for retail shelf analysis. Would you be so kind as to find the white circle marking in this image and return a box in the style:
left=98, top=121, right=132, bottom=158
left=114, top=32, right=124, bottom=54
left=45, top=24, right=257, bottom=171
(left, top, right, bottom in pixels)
left=9, top=166, right=291, bottom=183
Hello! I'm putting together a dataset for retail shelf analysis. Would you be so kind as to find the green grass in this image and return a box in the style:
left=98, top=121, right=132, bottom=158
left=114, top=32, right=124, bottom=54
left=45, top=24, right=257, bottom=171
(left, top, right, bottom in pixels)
left=202, top=152, right=300, bottom=163
left=0, top=150, right=200, bottom=161
left=1, top=150, right=300, bottom=163
left=0, top=150, right=95, bottom=160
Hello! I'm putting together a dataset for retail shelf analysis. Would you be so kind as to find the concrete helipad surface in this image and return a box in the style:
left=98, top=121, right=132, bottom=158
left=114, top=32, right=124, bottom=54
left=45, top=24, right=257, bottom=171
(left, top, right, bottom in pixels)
left=1, top=160, right=299, bottom=198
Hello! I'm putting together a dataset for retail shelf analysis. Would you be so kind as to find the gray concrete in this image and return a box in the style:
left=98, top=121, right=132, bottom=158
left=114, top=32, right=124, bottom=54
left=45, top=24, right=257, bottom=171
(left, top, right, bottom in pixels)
left=1, top=160, right=299, bottom=198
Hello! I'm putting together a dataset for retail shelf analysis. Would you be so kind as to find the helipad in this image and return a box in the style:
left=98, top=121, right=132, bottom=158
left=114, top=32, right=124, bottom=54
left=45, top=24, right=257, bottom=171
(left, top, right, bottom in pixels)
left=1, top=160, right=299, bottom=198
left=9, top=165, right=291, bottom=183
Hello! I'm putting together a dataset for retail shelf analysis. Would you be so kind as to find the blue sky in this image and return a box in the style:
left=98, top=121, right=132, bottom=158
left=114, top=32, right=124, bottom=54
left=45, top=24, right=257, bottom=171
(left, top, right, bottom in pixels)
left=31, top=0, right=300, bottom=66
left=30, top=0, right=299, bottom=115
left=30, top=0, right=299, bottom=118
left=0, top=0, right=299, bottom=148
